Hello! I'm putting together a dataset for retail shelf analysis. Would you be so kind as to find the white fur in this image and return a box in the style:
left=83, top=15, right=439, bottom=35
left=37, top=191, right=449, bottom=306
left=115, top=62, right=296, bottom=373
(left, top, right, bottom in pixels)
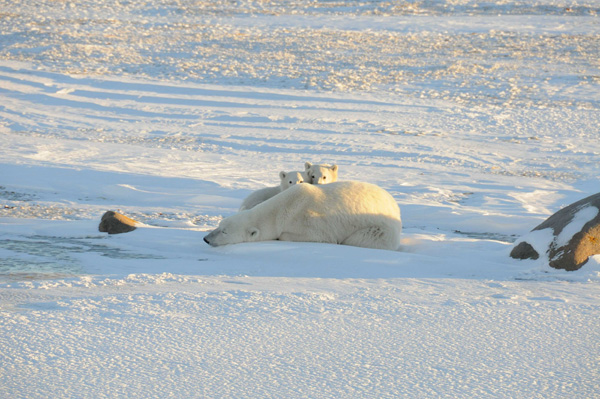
left=239, top=170, right=306, bottom=211
left=280, top=170, right=307, bottom=189
left=206, top=181, right=402, bottom=250
left=305, top=162, right=338, bottom=184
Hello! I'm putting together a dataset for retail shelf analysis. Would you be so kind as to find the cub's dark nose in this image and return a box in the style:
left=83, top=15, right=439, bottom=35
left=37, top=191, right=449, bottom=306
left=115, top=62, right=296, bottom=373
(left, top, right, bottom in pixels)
left=203, top=236, right=210, bottom=244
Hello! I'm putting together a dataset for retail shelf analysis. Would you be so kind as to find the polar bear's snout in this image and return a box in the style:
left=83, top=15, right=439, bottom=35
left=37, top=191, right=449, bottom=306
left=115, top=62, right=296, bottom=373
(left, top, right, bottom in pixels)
left=203, top=230, right=217, bottom=246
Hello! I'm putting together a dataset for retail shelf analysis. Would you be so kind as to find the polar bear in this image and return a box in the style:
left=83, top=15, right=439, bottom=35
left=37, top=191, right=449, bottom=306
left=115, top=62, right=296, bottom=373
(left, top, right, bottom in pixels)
left=281, top=170, right=307, bottom=188
left=205, top=181, right=402, bottom=250
left=239, top=170, right=306, bottom=211
left=305, top=162, right=338, bottom=185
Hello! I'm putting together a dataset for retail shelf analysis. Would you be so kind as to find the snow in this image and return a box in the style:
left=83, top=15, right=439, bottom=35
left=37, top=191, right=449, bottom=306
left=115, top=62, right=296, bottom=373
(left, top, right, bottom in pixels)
left=1, top=0, right=600, bottom=397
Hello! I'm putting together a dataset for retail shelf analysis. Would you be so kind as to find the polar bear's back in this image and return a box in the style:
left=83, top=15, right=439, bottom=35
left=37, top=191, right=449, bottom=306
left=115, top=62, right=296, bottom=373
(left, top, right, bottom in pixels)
left=239, top=186, right=281, bottom=211
left=282, top=180, right=400, bottom=220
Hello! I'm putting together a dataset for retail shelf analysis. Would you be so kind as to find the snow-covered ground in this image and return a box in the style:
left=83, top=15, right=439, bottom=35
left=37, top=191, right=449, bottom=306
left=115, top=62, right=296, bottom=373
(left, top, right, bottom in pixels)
left=1, top=1, right=600, bottom=397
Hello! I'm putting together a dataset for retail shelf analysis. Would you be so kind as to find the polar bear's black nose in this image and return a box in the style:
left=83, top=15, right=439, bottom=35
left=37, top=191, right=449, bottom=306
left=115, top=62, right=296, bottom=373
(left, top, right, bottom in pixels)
left=203, top=236, right=210, bottom=244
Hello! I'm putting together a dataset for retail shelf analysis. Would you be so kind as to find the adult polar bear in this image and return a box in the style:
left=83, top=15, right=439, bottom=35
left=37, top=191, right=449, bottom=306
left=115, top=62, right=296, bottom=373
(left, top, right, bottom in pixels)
left=204, top=181, right=402, bottom=251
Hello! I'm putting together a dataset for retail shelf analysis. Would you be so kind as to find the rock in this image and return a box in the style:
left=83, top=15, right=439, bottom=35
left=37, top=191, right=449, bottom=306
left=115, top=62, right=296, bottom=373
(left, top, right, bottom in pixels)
left=549, top=222, right=600, bottom=271
left=510, top=193, right=600, bottom=271
left=98, top=211, right=139, bottom=234
left=509, top=241, right=539, bottom=260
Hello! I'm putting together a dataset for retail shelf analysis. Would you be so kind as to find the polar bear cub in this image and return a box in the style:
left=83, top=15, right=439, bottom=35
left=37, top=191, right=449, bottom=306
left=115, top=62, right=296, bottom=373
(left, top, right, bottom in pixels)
left=205, top=181, right=402, bottom=251
left=305, top=162, right=338, bottom=185
left=239, top=170, right=306, bottom=211
left=280, top=170, right=307, bottom=188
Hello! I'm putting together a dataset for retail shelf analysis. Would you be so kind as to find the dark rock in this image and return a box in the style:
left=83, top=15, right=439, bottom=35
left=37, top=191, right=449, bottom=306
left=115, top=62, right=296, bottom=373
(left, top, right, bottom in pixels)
left=99, top=211, right=138, bottom=234
left=509, top=241, right=539, bottom=260
left=510, top=193, right=600, bottom=271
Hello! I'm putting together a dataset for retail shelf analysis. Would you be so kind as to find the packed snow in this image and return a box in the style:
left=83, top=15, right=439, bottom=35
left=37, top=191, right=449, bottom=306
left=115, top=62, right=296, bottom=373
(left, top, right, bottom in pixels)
left=1, top=0, right=600, bottom=398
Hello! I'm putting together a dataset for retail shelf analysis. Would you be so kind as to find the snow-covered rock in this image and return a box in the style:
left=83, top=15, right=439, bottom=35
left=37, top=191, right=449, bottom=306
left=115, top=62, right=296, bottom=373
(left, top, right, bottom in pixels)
left=511, top=193, right=600, bottom=271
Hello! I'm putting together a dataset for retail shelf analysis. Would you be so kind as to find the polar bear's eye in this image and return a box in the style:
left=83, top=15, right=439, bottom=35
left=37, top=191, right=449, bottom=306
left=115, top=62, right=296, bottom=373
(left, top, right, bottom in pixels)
left=323, top=176, right=327, bottom=180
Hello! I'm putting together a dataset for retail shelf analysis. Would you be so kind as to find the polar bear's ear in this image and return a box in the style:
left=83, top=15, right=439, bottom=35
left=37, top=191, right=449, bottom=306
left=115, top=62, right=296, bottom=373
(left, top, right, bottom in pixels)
left=249, top=228, right=259, bottom=239
left=305, top=162, right=312, bottom=170
left=331, top=164, right=338, bottom=172
left=279, top=171, right=287, bottom=180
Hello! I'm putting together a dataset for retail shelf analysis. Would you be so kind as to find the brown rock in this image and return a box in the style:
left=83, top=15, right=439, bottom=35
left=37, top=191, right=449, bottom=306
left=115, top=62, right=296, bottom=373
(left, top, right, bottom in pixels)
left=99, top=211, right=138, bottom=234
left=549, top=223, right=600, bottom=271
left=510, top=193, right=600, bottom=271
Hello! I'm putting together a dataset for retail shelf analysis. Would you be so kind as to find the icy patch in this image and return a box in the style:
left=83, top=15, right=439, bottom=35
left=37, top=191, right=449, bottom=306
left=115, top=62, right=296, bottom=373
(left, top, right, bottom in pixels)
left=0, top=234, right=165, bottom=282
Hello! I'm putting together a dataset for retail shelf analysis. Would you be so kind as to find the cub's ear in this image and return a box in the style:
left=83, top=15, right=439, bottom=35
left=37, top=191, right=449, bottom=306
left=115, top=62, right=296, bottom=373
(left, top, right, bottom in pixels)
left=304, top=162, right=312, bottom=170
left=279, top=171, right=287, bottom=179
left=331, top=164, right=339, bottom=172
left=249, top=228, right=260, bottom=238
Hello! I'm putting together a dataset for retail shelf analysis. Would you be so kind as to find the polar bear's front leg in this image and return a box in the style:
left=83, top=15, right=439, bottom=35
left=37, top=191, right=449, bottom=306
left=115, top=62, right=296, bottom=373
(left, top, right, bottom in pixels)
left=278, top=231, right=313, bottom=242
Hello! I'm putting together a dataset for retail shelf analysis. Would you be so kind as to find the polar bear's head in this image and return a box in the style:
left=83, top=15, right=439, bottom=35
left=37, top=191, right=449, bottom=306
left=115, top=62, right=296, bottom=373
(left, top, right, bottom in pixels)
left=203, top=212, right=261, bottom=247
left=279, top=170, right=306, bottom=190
left=305, top=162, right=338, bottom=185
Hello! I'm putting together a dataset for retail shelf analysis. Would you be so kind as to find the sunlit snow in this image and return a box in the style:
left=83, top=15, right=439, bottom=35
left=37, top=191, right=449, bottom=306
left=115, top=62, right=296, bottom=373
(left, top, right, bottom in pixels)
left=1, top=1, right=599, bottom=398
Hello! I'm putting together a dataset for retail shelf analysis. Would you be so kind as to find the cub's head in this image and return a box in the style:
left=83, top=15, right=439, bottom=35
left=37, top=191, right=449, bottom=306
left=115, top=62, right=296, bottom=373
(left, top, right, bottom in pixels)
left=279, top=170, right=306, bottom=190
left=304, top=162, right=339, bottom=185
left=203, top=213, right=261, bottom=247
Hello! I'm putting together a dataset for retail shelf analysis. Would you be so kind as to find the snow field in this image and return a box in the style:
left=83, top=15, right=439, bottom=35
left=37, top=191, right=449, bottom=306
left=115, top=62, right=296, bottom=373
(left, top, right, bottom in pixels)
left=2, top=273, right=600, bottom=398
left=1, top=0, right=600, bottom=397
